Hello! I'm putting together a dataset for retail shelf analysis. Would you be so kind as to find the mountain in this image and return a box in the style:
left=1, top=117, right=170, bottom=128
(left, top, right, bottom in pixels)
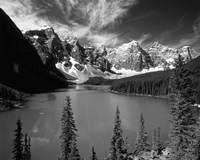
left=106, top=41, right=199, bottom=73
left=23, top=25, right=200, bottom=83
left=16, top=12, right=199, bottom=84
left=0, top=8, right=67, bottom=93
left=108, top=55, right=200, bottom=103
left=24, top=28, right=114, bottom=83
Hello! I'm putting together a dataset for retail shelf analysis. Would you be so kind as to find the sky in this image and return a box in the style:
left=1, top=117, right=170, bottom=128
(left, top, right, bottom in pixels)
left=0, top=0, right=200, bottom=51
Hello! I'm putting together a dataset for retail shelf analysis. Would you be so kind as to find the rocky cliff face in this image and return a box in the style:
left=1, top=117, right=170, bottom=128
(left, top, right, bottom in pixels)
left=24, top=27, right=69, bottom=64
left=106, top=41, right=199, bottom=71
left=25, top=26, right=200, bottom=82
left=25, top=28, right=113, bottom=82
left=144, top=42, right=199, bottom=69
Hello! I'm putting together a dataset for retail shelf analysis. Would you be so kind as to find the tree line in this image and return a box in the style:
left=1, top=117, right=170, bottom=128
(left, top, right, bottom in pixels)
left=109, top=55, right=200, bottom=104
left=0, top=83, right=27, bottom=110
left=12, top=119, right=31, bottom=160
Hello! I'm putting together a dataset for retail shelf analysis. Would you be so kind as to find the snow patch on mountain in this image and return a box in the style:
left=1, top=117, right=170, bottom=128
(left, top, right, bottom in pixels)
left=56, top=57, right=112, bottom=83
left=111, top=65, right=167, bottom=79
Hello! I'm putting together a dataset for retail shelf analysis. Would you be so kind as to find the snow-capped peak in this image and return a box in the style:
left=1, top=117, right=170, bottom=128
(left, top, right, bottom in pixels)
left=118, top=40, right=139, bottom=50
left=39, top=25, right=52, bottom=30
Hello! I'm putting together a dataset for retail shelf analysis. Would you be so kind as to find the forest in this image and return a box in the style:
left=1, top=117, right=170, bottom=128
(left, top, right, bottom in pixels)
left=109, top=56, right=200, bottom=103
left=0, top=83, right=27, bottom=111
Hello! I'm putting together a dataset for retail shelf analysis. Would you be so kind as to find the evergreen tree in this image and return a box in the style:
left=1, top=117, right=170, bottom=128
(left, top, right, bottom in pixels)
left=23, top=133, right=29, bottom=160
left=152, top=128, right=157, bottom=151
left=193, top=117, right=200, bottom=160
left=169, top=54, right=196, bottom=160
left=13, top=118, right=24, bottom=160
left=134, top=113, right=150, bottom=156
left=123, top=137, right=128, bottom=155
left=110, top=106, right=124, bottom=160
left=28, top=137, right=31, bottom=160
left=70, top=138, right=80, bottom=160
left=60, top=96, right=80, bottom=160
left=90, top=146, right=97, bottom=160
left=157, top=127, right=163, bottom=155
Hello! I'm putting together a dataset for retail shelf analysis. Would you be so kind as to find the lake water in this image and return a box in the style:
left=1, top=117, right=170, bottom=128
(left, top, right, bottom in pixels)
left=0, top=85, right=170, bottom=160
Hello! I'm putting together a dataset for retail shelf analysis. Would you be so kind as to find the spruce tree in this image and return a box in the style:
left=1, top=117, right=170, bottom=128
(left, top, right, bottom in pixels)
left=152, top=128, right=157, bottom=151
left=193, top=117, right=200, bottom=160
left=134, top=113, right=150, bottom=156
left=169, top=54, right=196, bottom=160
left=123, top=137, right=128, bottom=155
left=70, top=138, right=80, bottom=160
left=157, top=127, right=162, bottom=155
left=28, top=136, right=31, bottom=160
left=90, top=146, right=98, bottom=160
left=23, top=134, right=31, bottom=160
left=13, top=118, right=24, bottom=160
left=60, top=96, right=80, bottom=160
left=110, top=106, right=124, bottom=160
left=23, top=133, right=29, bottom=160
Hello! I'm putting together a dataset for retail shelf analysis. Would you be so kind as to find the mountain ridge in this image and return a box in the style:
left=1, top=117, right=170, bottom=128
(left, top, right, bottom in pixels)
left=23, top=26, right=200, bottom=83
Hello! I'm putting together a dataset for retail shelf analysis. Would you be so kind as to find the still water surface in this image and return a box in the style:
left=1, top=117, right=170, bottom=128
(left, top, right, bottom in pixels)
left=0, top=85, right=170, bottom=160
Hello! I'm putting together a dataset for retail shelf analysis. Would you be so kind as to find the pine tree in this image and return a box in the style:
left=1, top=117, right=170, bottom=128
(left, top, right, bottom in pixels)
left=193, top=117, right=200, bottom=160
left=70, top=139, right=81, bottom=160
left=90, top=146, right=98, bottom=160
left=152, top=128, right=157, bottom=151
left=123, top=137, right=128, bottom=155
left=23, top=133, right=29, bottom=160
left=22, top=133, right=31, bottom=160
left=169, top=54, right=196, bottom=160
left=134, top=113, right=150, bottom=156
left=28, top=137, right=31, bottom=160
left=60, top=96, right=80, bottom=160
left=13, top=118, right=24, bottom=160
left=110, top=106, right=124, bottom=160
left=157, top=127, right=162, bottom=155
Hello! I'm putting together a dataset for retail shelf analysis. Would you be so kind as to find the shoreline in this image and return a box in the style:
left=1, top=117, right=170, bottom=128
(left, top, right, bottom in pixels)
left=0, top=100, right=26, bottom=112
left=108, top=89, right=200, bottom=108
left=108, top=89, right=168, bottom=99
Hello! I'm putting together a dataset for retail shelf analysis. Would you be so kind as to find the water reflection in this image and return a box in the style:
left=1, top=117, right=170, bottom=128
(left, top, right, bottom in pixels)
left=47, top=93, right=56, bottom=101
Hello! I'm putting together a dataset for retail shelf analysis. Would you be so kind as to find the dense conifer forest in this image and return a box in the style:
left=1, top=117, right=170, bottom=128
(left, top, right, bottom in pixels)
left=109, top=56, right=200, bottom=103
left=0, top=83, right=27, bottom=111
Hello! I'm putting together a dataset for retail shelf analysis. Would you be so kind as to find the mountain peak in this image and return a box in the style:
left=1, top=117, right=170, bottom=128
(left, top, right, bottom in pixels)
left=39, top=25, right=52, bottom=30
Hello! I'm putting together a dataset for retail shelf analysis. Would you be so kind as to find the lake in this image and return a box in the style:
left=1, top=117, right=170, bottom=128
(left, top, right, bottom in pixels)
left=0, top=85, right=170, bottom=160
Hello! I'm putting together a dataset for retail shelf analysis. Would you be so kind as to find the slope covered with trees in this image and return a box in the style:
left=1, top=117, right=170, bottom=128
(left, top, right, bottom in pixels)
left=0, top=83, right=27, bottom=111
left=109, top=55, right=200, bottom=103
left=0, top=8, right=68, bottom=93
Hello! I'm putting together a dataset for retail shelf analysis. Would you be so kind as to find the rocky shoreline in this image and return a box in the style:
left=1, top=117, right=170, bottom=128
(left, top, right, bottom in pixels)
left=0, top=99, right=26, bottom=112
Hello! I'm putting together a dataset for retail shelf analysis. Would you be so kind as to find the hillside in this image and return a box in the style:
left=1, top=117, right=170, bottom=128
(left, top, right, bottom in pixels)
left=0, top=9, right=68, bottom=93
left=0, top=83, right=27, bottom=111
left=108, top=55, right=200, bottom=103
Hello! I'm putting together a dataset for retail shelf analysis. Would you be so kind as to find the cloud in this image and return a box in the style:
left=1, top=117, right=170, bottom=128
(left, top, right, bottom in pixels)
left=132, top=11, right=155, bottom=21
left=82, top=0, right=138, bottom=30
left=87, top=32, right=122, bottom=47
left=0, top=0, right=138, bottom=47
left=169, top=15, right=200, bottom=49
left=193, top=15, right=200, bottom=36
left=0, top=0, right=50, bottom=30
left=137, top=34, right=151, bottom=44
